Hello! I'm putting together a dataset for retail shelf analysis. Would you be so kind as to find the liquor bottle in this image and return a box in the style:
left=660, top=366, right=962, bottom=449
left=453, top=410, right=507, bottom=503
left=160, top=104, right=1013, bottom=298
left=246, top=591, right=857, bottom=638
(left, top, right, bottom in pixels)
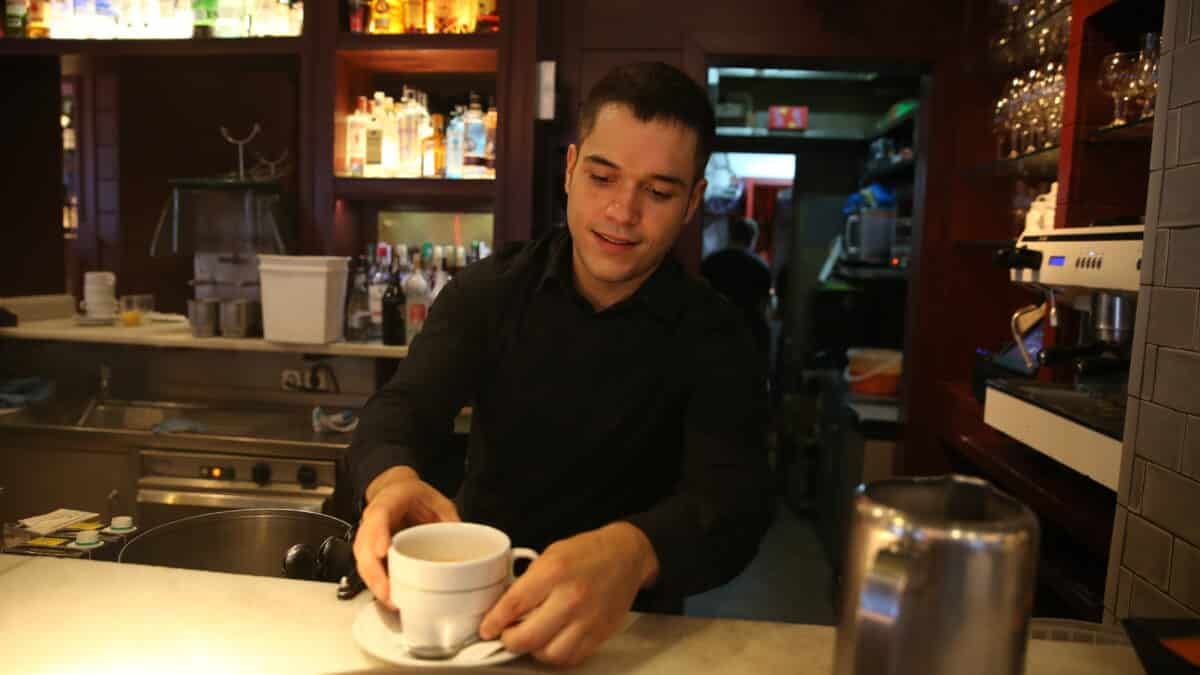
left=26, top=0, right=49, bottom=37
left=5, top=0, right=27, bottom=36
left=454, top=0, right=474, bottom=32
left=347, top=0, right=366, bottom=33
left=345, top=96, right=368, bottom=177
left=398, top=88, right=423, bottom=178
left=345, top=255, right=371, bottom=342
left=484, top=97, right=497, bottom=178
left=364, top=99, right=384, bottom=178
left=475, top=0, right=497, bottom=32
left=463, top=92, right=487, bottom=179
left=425, top=0, right=451, bottom=33
left=403, top=0, right=420, bottom=32
left=369, top=242, right=391, bottom=339
left=430, top=245, right=450, bottom=298
left=445, top=106, right=464, bottom=179
left=369, top=0, right=401, bottom=34
left=381, top=254, right=407, bottom=346
left=192, top=0, right=216, bottom=37
left=403, top=252, right=430, bottom=344
left=381, top=96, right=399, bottom=177
left=422, top=113, right=445, bottom=178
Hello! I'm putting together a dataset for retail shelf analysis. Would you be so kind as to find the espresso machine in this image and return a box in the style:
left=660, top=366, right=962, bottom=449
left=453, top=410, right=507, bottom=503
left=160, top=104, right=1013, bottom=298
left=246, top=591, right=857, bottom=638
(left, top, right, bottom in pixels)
left=985, top=223, right=1142, bottom=491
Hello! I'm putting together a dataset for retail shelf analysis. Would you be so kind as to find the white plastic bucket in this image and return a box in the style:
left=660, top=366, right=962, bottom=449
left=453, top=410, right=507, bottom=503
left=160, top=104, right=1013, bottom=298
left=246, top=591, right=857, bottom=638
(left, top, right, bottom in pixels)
left=258, top=255, right=350, bottom=344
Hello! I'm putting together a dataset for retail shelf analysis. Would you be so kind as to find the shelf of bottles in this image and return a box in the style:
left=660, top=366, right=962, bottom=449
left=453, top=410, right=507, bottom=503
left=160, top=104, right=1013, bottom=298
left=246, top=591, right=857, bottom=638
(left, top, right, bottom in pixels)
left=344, top=0, right=498, bottom=38
left=2, top=1, right=303, bottom=42
left=347, top=238, right=491, bottom=346
left=338, top=86, right=497, bottom=193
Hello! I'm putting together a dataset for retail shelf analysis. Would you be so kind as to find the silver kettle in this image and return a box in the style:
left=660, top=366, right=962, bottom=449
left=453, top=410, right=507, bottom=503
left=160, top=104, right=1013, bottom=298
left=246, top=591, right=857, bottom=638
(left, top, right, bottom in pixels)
left=833, top=475, right=1039, bottom=675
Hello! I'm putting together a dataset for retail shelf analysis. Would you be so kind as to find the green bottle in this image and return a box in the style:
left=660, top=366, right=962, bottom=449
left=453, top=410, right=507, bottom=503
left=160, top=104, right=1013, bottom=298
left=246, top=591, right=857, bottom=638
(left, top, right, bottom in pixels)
left=192, top=0, right=217, bottom=38
left=5, top=0, right=28, bottom=38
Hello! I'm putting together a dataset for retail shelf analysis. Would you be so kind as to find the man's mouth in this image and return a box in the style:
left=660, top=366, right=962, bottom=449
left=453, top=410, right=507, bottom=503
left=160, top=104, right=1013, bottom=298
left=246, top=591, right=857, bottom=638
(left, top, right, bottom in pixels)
left=593, top=231, right=639, bottom=247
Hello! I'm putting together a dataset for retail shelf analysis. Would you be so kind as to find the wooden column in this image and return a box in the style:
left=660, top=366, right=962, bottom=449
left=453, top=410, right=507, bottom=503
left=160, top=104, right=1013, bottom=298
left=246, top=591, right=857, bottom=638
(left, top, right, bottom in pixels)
left=0, top=56, right=65, bottom=296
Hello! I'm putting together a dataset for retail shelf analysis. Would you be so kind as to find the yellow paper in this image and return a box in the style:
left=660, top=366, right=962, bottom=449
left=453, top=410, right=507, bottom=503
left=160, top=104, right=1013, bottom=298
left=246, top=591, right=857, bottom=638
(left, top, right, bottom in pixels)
left=27, top=537, right=68, bottom=547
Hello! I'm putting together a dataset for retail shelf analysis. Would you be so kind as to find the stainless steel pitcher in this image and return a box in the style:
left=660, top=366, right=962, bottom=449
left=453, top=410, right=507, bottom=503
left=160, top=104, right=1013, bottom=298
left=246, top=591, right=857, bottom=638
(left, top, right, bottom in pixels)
left=833, top=475, right=1039, bottom=675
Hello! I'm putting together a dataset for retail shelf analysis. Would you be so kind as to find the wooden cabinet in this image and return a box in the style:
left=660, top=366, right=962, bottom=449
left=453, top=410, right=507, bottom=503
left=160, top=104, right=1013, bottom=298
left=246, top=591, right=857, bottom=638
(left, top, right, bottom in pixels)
left=0, top=0, right=539, bottom=306
left=0, top=432, right=135, bottom=527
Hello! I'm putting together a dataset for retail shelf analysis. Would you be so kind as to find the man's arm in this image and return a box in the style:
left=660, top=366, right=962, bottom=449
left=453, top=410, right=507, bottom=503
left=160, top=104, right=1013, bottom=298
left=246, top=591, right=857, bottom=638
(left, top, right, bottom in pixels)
left=623, top=310, right=774, bottom=599
left=345, top=265, right=491, bottom=508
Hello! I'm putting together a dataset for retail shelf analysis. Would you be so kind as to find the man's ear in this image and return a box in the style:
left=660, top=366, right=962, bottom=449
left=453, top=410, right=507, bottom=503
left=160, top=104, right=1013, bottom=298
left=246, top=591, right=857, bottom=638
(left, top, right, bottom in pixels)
left=684, top=178, right=707, bottom=224
left=564, top=143, right=578, bottom=195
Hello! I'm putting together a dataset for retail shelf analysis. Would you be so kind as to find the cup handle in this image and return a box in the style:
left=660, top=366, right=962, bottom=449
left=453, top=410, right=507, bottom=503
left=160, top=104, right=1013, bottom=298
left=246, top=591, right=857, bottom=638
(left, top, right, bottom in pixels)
left=511, top=547, right=539, bottom=579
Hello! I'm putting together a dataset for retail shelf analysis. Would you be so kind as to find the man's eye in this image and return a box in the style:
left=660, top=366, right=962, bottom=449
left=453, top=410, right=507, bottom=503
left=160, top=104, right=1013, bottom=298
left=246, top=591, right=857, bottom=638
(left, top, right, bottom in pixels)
left=589, top=173, right=613, bottom=184
left=647, top=187, right=673, bottom=201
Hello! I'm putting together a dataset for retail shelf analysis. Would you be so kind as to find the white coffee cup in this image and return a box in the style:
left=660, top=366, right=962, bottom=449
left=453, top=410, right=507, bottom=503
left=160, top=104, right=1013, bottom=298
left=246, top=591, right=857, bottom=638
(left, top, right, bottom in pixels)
left=75, top=530, right=99, bottom=546
left=388, top=522, right=538, bottom=658
left=110, top=515, right=133, bottom=531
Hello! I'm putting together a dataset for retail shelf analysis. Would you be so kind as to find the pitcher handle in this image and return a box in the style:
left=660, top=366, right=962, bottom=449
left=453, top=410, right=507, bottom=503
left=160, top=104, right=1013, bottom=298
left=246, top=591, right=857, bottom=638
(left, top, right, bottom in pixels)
left=853, top=545, right=918, bottom=675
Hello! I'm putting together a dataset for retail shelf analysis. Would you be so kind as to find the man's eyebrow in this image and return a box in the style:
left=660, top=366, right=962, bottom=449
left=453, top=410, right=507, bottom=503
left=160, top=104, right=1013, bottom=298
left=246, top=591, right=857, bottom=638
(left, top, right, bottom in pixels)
left=582, top=154, right=687, bottom=189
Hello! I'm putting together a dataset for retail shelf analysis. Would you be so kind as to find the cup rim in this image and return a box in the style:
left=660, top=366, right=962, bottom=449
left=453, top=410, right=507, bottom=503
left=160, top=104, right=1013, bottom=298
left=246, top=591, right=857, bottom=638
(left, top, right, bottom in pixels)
left=390, top=522, right=512, bottom=569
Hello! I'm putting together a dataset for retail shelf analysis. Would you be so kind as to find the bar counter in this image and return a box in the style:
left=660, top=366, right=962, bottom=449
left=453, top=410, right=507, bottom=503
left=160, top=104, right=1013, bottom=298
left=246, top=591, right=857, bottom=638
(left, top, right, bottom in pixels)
left=0, top=554, right=1145, bottom=674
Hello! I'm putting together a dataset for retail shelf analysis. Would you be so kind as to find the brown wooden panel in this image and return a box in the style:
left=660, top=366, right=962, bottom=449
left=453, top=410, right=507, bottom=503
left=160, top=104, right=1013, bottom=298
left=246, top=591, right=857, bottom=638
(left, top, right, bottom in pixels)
left=0, top=56, right=65, bottom=296
left=116, top=54, right=300, bottom=312
left=337, top=48, right=498, bottom=74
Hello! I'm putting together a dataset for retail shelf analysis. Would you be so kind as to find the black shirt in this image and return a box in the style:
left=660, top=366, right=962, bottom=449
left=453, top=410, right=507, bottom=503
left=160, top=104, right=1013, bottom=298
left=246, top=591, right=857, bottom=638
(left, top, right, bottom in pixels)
left=346, top=227, right=772, bottom=610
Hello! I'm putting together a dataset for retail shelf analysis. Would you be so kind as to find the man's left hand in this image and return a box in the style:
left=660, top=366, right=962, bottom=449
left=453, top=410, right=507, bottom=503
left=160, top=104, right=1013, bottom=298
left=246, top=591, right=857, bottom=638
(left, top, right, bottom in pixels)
left=478, top=522, right=659, bottom=667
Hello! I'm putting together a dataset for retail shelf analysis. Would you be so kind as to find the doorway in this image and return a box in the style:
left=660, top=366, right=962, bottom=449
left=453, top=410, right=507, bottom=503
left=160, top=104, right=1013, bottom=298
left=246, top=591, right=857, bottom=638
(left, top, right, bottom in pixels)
left=687, top=61, right=928, bottom=624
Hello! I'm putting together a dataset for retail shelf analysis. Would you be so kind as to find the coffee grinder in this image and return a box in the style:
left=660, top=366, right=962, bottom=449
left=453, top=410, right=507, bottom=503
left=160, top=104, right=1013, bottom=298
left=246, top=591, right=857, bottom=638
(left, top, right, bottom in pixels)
left=984, top=223, right=1142, bottom=490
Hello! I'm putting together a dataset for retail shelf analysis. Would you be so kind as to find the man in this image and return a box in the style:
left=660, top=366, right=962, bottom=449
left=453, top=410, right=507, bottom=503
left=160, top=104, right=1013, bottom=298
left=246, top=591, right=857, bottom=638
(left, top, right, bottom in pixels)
left=346, top=61, right=772, bottom=667
left=700, top=216, right=773, bottom=363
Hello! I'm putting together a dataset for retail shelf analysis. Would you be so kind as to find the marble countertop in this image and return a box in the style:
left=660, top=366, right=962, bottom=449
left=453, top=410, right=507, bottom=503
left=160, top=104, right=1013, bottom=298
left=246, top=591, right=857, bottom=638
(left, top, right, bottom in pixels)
left=0, top=554, right=1146, bottom=674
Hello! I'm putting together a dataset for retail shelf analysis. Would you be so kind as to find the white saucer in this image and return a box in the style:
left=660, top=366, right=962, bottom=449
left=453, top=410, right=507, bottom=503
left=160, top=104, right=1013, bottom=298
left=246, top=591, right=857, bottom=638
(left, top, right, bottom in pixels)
left=101, top=525, right=137, bottom=536
left=74, top=315, right=116, bottom=326
left=351, top=601, right=521, bottom=669
left=66, top=540, right=104, bottom=550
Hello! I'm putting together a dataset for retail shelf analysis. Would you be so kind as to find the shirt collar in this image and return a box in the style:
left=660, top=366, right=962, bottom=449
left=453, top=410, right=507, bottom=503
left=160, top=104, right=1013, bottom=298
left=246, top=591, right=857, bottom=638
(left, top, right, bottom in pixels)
left=538, top=228, right=687, bottom=323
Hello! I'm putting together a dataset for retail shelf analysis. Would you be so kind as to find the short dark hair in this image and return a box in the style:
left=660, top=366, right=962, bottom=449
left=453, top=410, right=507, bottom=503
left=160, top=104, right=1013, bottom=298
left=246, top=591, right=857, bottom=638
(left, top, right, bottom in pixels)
left=578, top=62, right=715, bottom=185
left=729, top=217, right=758, bottom=247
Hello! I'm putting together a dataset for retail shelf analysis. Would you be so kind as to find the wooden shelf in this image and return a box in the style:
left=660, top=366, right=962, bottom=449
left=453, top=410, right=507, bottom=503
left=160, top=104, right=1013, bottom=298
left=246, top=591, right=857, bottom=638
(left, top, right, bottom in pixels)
left=0, top=318, right=408, bottom=358
left=966, top=145, right=1060, bottom=180
left=1086, top=117, right=1155, bottom=144
left=335, top=33, right=499, bottom=74
left=336, top=32, right=500, bottom=51
left=333, top=177, right=496, bottom=202
left=0, top=36, right=302, bottom=57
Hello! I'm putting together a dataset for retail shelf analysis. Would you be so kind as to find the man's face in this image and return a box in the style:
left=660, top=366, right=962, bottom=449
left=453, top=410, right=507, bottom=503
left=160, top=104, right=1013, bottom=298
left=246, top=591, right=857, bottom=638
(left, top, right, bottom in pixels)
left=564, top=103, right=706, bottom=309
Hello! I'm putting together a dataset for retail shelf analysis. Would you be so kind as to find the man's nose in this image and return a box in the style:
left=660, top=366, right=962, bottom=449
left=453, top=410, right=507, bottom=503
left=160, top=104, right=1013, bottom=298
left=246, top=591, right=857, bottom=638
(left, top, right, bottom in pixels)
left=604, top=184, right=641, bottom=226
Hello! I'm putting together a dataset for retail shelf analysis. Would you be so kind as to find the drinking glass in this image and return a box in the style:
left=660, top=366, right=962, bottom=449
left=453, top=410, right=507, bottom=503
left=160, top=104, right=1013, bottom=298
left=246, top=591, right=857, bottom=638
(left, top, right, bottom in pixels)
left=1099, top=52, right=1138, bottom=127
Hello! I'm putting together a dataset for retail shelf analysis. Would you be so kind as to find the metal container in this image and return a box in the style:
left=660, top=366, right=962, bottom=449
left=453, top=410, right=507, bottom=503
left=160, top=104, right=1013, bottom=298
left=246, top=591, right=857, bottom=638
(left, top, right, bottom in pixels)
left=219, top=298, right=262, bottom=338
left=834, top=475, right=1039, bottom=675
left=187, top=298, right=220, bottom=337
left=1091, top=291, right=1136, bottom=346
left=119, top=508, right=350, bottom=578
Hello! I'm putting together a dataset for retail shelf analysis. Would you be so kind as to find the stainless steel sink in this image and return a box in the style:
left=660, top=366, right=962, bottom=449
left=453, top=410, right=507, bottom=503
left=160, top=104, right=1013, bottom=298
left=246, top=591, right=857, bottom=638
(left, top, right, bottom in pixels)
left=75, top=399, right=308, bottom=437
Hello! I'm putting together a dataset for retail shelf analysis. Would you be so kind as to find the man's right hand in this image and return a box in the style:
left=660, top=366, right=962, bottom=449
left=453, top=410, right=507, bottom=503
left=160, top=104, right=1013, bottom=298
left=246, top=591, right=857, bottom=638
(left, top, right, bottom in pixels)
left=353, top=466, right=461, bottom=609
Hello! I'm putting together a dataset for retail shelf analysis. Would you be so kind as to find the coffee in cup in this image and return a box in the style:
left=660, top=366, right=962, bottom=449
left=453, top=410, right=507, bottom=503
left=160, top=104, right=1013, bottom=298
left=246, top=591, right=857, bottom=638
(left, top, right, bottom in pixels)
left=387, top=522, right=538, bottom=659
